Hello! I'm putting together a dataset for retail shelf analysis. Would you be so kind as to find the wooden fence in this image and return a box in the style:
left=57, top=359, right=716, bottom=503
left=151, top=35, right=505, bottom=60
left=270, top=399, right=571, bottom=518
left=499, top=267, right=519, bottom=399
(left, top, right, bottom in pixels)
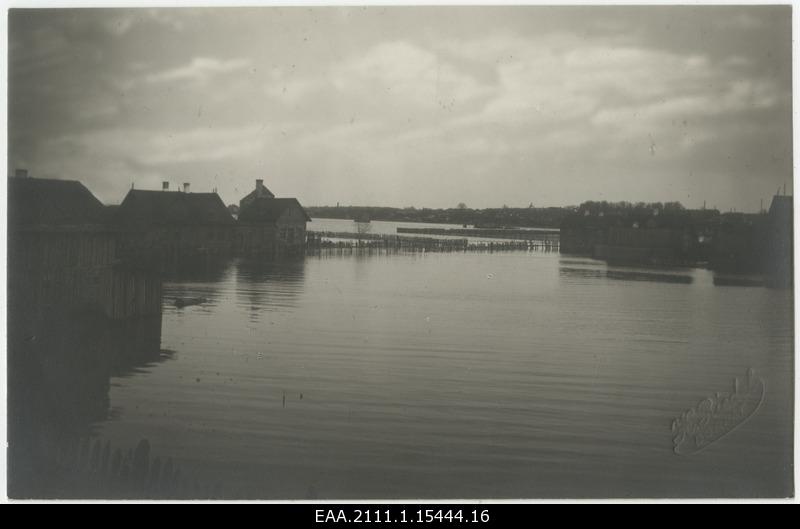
left=306, top=231, right=559, bottom=254
left=21, top=436, right=224, bottom=499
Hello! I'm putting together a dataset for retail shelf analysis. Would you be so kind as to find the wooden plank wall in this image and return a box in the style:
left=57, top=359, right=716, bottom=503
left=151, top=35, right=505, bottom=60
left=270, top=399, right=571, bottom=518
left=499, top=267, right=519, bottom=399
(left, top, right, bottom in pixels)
left=10, top=230, right=163, bottom=320
left=107, top=269, right=162, bottom=320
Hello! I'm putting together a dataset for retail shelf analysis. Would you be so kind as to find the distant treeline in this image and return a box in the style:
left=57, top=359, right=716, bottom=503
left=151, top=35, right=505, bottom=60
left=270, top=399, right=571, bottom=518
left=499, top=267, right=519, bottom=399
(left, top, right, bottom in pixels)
left=305, top=205, right=571, bottom=228
left=306, top=201, right=739, bottom=229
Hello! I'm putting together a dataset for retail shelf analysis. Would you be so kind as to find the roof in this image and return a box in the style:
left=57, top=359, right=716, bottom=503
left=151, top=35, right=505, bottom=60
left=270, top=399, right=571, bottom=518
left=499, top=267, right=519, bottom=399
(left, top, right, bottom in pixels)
left=238, top=197, right=311, bottom=223
left=241, top=185, right=275, bottom=204
left=117, top=190, right=235, bottom=228
left=7, top=177, right=107, bottom=227
left=769, top=195, right=792, bottom=218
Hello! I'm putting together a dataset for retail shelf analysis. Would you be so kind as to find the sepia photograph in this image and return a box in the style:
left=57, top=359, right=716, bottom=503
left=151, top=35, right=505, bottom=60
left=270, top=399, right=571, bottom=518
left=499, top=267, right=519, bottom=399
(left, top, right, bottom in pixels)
left=3, top=3, right=796, bottom=503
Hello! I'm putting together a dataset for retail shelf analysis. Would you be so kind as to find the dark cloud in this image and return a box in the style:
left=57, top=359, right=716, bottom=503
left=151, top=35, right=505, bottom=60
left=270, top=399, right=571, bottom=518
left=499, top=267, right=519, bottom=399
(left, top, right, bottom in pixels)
left=7, top=6, right=792, bottom=210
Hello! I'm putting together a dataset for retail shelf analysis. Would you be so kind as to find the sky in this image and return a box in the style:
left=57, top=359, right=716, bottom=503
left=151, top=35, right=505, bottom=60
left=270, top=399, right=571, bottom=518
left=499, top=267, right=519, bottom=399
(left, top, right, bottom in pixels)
left=7, top=6, right=793, bottom=211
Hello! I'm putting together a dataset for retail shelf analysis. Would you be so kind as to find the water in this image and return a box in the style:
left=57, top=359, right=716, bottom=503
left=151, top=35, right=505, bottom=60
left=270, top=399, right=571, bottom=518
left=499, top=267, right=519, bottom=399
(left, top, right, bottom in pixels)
left=308, top=217, right=550, bottom=244
left=10, top=225, right=794, bottom=498
left=308, top=218, right=560, bottom=235
left=309, top=217, right=467, bottom=235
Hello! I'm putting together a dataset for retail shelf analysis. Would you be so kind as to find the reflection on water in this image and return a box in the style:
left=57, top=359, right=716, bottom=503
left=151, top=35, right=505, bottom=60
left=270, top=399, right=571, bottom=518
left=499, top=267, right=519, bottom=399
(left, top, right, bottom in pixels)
left=560, top=266, right=694, bottom=284
left=235, top=258, right=306, bottom=321
left=7, top=311, right=170, bottom=497
left=606, top=270, right=692, bottom=284
left=8, top=252, right=794, bottom=499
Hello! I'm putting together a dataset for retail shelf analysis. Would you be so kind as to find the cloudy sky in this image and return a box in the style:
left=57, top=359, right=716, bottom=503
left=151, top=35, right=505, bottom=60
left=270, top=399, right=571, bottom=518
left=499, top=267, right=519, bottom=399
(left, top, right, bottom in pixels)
left=7, top=6, right=793, bottom=211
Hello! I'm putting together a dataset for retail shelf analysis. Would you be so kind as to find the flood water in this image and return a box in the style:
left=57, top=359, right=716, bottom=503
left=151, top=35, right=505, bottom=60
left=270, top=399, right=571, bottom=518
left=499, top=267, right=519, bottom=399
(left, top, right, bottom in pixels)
left=8, top=220, right=794, bottom=498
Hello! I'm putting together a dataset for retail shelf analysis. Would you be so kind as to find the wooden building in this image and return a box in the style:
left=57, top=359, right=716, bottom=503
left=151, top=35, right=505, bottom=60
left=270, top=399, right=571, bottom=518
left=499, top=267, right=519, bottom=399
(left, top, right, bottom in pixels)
left=593, top=227, right=691, bottom=265
left=114, top=187, right=236, bottom=265
left=764, top=195, right=793, bottom=287
left=239, top=179, right=275, bottom=209
left=236, top=180, right=311, bottom=257
left=7, top=176, right=161, bottom=321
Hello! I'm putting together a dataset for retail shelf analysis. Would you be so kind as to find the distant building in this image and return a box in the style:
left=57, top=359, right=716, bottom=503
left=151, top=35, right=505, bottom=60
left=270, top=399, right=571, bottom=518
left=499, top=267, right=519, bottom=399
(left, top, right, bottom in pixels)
left=593, top=226, right=692, bottom=266
left=239, top=179, right=275, bottom=209
left=560, top=205, right=697, bottom=266
left=115, top=187, right=235, bottom=263
left=236, top=180, right=310, bottom=257
left=765, top=195, right=793, bottom=287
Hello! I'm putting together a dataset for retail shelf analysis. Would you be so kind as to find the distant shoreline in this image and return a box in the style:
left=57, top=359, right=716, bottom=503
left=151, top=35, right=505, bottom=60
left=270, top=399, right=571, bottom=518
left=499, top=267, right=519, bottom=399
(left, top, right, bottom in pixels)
left=304, top=205, right=569, bottom=229
left=309, top=217, right=561, bottom=233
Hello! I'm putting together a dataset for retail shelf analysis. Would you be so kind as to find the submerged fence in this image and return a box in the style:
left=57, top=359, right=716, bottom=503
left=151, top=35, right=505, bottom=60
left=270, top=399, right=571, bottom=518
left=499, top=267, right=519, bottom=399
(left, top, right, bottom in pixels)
left=397, top=226, right=560, bottom=242
left=17, top=435, right=225, bottom=499
left=306, top=231, right=559, bottom=255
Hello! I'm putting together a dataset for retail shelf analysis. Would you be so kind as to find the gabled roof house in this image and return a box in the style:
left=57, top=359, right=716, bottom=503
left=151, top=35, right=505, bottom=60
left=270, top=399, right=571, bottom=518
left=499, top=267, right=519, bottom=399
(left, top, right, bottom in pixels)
left=116, top=189, right=235, bottom=230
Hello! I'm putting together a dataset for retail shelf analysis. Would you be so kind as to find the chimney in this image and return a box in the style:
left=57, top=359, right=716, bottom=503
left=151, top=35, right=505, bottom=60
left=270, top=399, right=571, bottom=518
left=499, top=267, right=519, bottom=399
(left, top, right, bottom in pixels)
left=162, top=181, right=169, bottom=191
left=15, top=168, right=28, bottom=178
left=183, top=183, right=190, bottom=193
left=256, top=179, right=264, bottom=190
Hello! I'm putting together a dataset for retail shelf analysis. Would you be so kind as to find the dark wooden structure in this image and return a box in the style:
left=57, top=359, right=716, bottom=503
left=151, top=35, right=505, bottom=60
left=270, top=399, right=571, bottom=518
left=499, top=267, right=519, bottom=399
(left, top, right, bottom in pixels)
left=236, top=180, right=310, bottom=257
left=239, top=178, right=275, bottom=209
left=114, top=188, right=236, bottom=266
left=8, top=176, right=161, bottom=321
left=764, top=195, right=793, bottom=287
left=593, top=227, right=691, bottom=266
